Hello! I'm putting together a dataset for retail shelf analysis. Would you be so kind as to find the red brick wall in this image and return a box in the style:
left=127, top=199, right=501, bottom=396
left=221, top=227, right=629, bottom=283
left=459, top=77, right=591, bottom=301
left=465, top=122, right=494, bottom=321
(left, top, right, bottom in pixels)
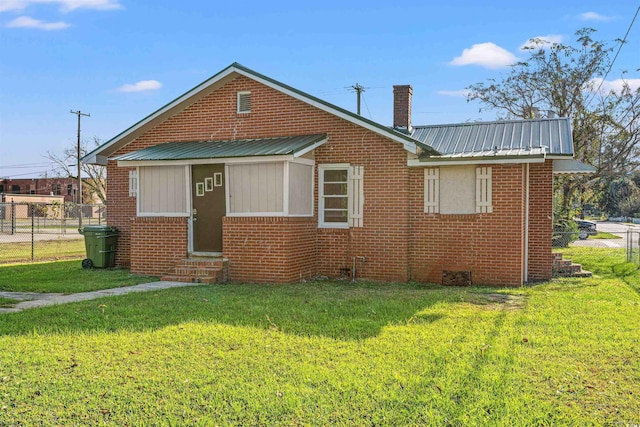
left=527, top=162, right=553, bottom=280
left=108, top=75, right=410, bottom=283
left=106, top=73, right=553, bottom=285
left=106, top=163, right=136, bottom=267
left=223, top=216, right=316, bottom=283
left=408, top=164, right=526, bottom=286
left=129, top=216, right=188, bottom=276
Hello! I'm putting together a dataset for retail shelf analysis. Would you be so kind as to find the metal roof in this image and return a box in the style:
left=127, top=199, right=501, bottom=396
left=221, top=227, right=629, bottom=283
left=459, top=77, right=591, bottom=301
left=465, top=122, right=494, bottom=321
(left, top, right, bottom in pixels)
left=553, top=159, right=596, bottom=174
left=411, top=117, right=573, bottom=158
left=112, top=134, right=327, bottom=162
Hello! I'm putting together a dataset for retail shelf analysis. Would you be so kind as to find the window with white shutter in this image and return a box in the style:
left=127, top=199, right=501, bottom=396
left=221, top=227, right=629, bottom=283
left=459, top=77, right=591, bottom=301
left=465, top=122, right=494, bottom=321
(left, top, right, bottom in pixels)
left=349, top=165, right=364, bottom=227
left=318, top=164, right=364, bottom=228
left=424, top=168, right=439, bottom=213
left=475, top=166, right=493, bottom=213
left=128, top=169, right=138, bottom=198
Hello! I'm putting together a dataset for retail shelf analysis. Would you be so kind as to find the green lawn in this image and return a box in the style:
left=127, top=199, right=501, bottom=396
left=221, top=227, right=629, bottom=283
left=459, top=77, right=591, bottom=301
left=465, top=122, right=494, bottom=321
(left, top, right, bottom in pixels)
left=0, top=238, right=85, bottom=264
left=0, top=251, right=639, bottom=425
left=0, top=260, right=158, bottom=293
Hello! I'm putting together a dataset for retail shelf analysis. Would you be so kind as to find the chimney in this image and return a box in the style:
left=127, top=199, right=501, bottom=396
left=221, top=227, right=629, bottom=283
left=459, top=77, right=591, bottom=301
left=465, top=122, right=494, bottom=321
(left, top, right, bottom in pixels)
left=393, top=85, right=412, bottom=133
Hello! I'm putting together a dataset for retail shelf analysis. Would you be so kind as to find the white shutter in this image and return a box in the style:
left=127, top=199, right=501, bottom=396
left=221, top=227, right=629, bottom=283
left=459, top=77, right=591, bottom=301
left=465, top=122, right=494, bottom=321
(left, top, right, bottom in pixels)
left=476, top=166, right=493, bottom=213
left=349, top=165, right=364, bottom=227
left=424, top=168, right=439, bottom=213
left=128, top=169, right=138, bottom=198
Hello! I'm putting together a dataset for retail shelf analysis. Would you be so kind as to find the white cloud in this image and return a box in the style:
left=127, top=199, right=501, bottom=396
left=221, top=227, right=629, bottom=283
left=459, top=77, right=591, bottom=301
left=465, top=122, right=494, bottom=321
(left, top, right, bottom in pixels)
left=437, top=89, right=471, bottom=98
left=117, top=80, right=163, bottom=93
left=5, top=15, right=69, bottom=29
left=0, top=0, right=122, bottom=13
left=450, top=42, right=518, bottom=69
left=588, top=78, right=640, bottom=95
left=520, top=34, right=563, bottom=50
left=579, top=12, right=612, bottom=21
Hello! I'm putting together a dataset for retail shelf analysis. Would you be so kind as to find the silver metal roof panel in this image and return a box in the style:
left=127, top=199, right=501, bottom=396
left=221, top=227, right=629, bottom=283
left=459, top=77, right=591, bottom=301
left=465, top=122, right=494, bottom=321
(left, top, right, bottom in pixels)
left=411, top=117, right=573, bottom=158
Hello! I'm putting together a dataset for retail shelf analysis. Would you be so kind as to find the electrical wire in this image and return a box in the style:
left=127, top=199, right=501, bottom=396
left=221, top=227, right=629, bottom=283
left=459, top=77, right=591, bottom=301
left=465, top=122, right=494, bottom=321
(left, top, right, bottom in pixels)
left=585, top=4, right=640, bottom=106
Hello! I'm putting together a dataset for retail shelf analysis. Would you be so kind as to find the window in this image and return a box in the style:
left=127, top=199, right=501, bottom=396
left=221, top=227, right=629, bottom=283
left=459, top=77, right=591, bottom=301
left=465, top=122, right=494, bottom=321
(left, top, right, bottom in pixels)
left=67, top=184, right=73, bottom=196
left=423, top=166, right=492, bottom=214
left=129, top=169, right=138, bottom=197
left=53, top=184, right=62, bottom=196
left=0, top=184, right=4, bottom=193
left=237, top=91, right=251, bottom=114
left=138, top=166, right=187, bottom=216
left=11, top=185, right=20, bottom=194
left=319, top=164, right=364, bottom=228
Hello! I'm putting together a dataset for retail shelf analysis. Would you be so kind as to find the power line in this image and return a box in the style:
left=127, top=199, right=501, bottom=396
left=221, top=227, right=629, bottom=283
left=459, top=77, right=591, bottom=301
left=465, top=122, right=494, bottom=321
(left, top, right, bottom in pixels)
left=586, top=4, right=640, bottom=106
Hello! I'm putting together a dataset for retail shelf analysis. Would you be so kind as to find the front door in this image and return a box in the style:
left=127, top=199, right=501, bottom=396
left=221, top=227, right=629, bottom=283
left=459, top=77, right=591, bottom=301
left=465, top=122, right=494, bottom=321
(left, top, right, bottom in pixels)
left=192, top=164, right=225, bottom=252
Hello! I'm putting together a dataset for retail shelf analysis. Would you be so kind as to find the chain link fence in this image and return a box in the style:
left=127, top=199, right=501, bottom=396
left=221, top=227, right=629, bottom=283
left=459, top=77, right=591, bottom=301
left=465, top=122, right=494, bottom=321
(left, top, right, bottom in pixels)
left=552, top=229, right=640, bottom=264
left=0, top=202, right=106, bottom=264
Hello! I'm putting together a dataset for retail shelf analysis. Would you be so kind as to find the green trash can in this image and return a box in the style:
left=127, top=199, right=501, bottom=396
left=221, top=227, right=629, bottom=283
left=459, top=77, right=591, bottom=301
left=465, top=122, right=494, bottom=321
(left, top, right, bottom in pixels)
left=78, top=225, right=119, bottom=269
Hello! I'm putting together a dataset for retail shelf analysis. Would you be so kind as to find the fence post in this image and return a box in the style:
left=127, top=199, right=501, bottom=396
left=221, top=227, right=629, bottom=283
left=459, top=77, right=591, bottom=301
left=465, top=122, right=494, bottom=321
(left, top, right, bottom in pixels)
left=11, top=201, right=15, bottom=235
left=31, top=204, right=35, bottom=261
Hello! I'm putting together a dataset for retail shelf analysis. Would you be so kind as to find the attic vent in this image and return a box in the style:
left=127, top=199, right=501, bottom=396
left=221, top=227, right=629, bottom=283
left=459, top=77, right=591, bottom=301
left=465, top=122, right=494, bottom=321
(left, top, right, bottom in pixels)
left=237, top=91, right=251, bottom=113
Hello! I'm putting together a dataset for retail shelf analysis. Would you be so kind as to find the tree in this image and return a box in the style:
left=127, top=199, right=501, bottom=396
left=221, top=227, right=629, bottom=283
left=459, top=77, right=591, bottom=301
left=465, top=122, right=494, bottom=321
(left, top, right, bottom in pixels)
left=45, top=136, right=106, bottom=205
left=466, top=28, right=640, bottom=217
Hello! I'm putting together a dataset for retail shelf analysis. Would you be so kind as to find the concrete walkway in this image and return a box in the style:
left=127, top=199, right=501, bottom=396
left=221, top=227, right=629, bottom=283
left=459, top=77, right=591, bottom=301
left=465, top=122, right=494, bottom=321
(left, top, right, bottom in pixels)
left=0, top=281, right=206, bottom=313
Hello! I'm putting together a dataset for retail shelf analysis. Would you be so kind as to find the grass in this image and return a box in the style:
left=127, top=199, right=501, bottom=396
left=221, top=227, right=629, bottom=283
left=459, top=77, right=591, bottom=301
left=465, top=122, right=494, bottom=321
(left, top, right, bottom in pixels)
left=0, top=238, right=85, bottom=264
left=0, top=260, right=158, bottom=293
left=0, top=251, right=639, bottom=425
left=0, top=297, right=19, bottom=308
left=590, top=231, right=623, bottom=239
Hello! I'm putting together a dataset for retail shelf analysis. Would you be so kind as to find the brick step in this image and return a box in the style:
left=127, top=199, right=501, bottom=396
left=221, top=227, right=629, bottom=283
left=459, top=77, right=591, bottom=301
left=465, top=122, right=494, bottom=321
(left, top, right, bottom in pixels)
left=552, top=252, right=564, bottom=261
left=161, top=274, right=218, bottom=284
left=553, top=263, right=583, bottom=275
left=174, top=267, right=221, bottom=277
left=162, top=257, right=229, bottom=284
left=553, top=259, right=572, bottom=267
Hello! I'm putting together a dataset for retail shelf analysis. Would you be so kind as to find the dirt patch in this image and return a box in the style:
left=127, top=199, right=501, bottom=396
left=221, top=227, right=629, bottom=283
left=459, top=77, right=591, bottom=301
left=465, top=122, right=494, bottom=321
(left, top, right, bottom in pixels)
left=472, top=293, right=526, bottom=310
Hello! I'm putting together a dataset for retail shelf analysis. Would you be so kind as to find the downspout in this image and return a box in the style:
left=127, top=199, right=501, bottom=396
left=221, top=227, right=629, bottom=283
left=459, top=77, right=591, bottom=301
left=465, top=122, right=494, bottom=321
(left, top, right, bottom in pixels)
left=524, top=163, right=530, bottom=284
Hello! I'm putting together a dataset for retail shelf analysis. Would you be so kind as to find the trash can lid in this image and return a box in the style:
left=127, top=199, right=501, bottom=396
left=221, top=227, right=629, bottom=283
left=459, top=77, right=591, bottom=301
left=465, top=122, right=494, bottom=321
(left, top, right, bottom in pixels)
left=81, top=225, right=118, bottom=233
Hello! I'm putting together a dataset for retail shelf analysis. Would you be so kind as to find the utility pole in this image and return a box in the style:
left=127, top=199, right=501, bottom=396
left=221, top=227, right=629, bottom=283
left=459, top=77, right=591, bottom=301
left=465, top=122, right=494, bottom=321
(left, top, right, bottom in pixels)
left=347, top=83, right=366, bottom=115
left=70, top=109, right=90, bottom=228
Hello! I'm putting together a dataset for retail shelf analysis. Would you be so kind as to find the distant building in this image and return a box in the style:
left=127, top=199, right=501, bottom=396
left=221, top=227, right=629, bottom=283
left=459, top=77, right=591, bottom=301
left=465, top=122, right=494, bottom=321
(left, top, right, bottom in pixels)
left=0, top=177, right=100, bottom=204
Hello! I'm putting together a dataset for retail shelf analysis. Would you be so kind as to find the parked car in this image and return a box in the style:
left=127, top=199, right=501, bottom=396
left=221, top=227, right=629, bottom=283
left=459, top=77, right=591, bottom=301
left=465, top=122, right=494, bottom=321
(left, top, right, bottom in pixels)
left=575, top=219, right=597, bottom=240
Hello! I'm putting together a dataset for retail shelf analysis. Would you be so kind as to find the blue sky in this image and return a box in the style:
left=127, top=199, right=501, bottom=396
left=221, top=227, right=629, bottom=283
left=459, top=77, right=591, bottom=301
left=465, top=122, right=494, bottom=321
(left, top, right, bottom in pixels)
left=1, top=0, right=639, bottom=178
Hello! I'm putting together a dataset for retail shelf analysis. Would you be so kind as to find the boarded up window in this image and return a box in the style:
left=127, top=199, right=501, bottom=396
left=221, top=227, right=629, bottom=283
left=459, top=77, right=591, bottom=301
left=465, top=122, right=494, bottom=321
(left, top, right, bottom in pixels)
left=423, top=168, right=439, bottom=213
left=288, top=162, right=313, bottom=215
left=228, top=162, right=284, bottom=214
left=139, top=165, right=187, bottom=215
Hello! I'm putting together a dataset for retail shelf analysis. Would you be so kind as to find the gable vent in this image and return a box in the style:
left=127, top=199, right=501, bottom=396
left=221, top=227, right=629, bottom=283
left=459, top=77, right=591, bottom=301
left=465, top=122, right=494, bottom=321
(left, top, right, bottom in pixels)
left=237, top=91, right=251, bottom=113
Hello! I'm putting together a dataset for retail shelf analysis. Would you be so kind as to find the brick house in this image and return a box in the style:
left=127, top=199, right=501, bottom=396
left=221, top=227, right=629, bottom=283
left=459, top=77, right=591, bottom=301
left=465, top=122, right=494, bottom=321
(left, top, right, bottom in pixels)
left=83, top=63, right=592, bottom=286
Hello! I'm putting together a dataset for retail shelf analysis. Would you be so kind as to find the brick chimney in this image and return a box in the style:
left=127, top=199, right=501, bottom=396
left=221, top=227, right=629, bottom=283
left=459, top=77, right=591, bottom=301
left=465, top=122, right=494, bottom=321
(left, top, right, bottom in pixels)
left=393, top=85, right=412, bottom=133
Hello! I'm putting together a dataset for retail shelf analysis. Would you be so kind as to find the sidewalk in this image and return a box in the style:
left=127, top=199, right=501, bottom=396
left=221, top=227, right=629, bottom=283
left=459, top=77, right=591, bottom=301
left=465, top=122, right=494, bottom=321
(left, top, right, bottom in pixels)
left=0, top=281, right=206, bottom=313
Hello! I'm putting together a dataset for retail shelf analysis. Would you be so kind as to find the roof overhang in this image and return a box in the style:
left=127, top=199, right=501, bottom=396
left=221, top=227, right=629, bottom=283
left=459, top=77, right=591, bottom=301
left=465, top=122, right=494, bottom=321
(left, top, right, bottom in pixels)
left=408, top=153, right=546, bottom=167
left=552, top=159, right=596, bottom=174
left=112, top=134, right=327, bottom=166
left=83, top=63, right=439, bottom=164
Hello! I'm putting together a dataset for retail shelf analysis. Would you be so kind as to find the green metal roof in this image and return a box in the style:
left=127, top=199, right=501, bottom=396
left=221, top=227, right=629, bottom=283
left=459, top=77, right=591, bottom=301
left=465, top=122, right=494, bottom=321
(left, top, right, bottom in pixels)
left=112, top=134, right=327, bottom=161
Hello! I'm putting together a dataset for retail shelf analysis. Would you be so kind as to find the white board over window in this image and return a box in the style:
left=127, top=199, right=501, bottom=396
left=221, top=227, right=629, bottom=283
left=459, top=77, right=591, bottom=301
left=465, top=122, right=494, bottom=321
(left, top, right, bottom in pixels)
left=139, top=165, right=188, bottom=215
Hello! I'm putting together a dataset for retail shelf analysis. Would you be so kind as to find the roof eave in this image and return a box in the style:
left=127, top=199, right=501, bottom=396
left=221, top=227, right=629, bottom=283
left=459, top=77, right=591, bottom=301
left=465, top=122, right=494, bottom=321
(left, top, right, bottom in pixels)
left=408, top=153, right=546, bottom=167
